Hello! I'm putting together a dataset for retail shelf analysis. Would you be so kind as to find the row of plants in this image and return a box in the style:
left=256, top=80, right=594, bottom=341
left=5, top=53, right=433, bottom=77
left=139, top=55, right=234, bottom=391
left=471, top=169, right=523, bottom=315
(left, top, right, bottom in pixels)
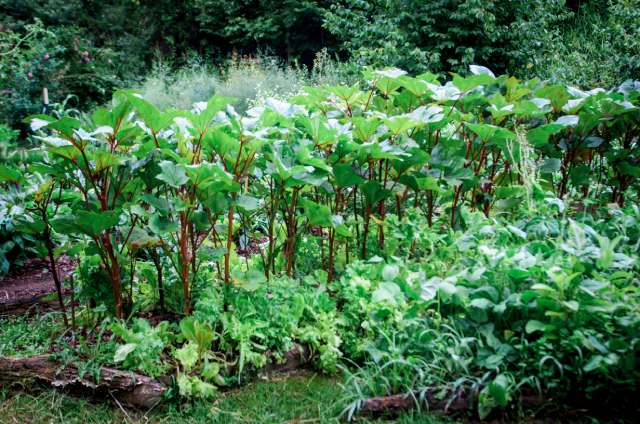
left=1, top=67, right=638, bottom=418
left=7, top=66, right=639, bottom=286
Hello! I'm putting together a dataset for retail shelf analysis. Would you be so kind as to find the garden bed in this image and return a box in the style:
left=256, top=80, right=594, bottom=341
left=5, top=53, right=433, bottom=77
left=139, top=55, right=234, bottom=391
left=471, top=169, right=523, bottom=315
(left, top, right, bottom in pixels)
left=0, top=256, right=74, bottom=315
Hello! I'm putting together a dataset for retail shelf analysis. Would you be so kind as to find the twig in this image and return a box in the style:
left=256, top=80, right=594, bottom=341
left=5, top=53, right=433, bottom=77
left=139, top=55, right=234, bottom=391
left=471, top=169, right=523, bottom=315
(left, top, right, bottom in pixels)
left=109, top=390, right=133, bottom=423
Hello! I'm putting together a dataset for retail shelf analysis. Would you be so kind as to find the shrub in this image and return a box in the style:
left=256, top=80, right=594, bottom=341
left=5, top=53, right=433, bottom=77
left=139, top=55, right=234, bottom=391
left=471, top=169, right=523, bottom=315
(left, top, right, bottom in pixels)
left=530, top=0, right=640, bottom=87
left=323, top=0, right=570, bottom=75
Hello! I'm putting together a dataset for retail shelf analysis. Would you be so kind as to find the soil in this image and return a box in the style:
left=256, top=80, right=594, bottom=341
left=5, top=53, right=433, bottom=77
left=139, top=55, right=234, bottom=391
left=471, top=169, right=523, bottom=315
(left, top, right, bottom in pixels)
left=0, top=256, right=75, bottom=313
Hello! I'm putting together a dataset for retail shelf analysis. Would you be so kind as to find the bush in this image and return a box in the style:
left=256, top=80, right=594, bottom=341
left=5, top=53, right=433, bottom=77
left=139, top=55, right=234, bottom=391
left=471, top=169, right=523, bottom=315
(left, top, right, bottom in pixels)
left=0, top=19, right=126, bottom=129
left=530, top=0, right=640, bottom=87
left=339, top=203, right=640, bottom=419
left=323, top=0, right=570, bottom=75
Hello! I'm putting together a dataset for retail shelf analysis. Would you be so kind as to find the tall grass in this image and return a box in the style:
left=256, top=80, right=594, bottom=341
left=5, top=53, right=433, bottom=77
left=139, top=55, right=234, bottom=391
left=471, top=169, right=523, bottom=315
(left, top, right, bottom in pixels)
left=137, top=51, right=351, bottom=113
left=215, top=53, right=308, bottom=112
left=137, top=60, right=218, bottom=111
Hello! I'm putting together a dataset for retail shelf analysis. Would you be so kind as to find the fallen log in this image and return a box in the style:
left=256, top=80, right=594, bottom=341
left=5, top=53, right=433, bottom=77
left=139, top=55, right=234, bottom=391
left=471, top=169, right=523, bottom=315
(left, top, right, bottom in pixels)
left=0, top=344, right=313, bottom=409
left=357, top=387, right=547, bottom=417
left=0, top=297, right=63, bottom=316
left=0, top=355, right=166, bottom=408
left=358, top=387, right=471, bottom=415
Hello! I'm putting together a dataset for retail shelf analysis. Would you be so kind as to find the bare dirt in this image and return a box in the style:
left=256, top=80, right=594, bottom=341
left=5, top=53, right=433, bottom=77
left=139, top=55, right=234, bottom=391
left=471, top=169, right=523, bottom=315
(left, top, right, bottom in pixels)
left=0, top=256, right=74, bottom=313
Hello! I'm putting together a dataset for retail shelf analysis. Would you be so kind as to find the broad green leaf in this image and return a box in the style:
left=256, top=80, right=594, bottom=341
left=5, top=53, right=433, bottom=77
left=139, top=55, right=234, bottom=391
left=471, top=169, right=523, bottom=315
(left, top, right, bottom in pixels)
left=0, top=165, right=21, bottom=183
left=156, top=161, right=188, bottom=188
left=527, top=124, right=564, bottom=147
left=114, top=343, right=137, bottom=363
left=360, top=180, right=390, bottom=204
left=174, top=342, right=199, bottom=371
left=535, top=85, right=570, bottom=111
left=302, top=199, right=332, bottom=227
left=381, top=264, right=399, bottom=281
left=489, top=374, right=510, bottom=407
left=51, top=210, right=121, bottom=237
left=333, top=163, right=364, bottom=187
left=128, top=94, right=170, bottom=132
left=236, top=195, right=260, bottom=211
left=149, top=214, right=179, bottom=234
left=46, top=117, right=82, bottom=139
left=94, top=151, right=121, bottom=172
left=466, top=123, right=515, bottom=143
left=371, top=282, right=403, bottom=305
left=525, top=320, right=545, bottom=334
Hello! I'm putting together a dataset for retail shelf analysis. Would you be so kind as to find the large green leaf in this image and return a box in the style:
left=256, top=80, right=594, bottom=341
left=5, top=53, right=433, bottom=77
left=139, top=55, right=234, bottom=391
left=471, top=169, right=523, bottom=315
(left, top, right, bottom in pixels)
left=527, top=124, right=564, bottom=147
left=191, top=96, right=235, bottom=131
left=46, top=117, right=82, bottom=139
left=333, top=163, right=364, bottom=187
left=156, top=161, right=188, bottom=188
left=302, top=199, right=332, bottom=227
left=149, top=214, right=179, bottom=234
left=127, top=94, right=170, bottom=132
left=236, top=195, right=260, bottom=211
left=0, top=166, right=21, bottom=183
left=51, top=210, right=121, bottom=237
left=360, top=180, right=390, bottom=204
left=466, top=123, right=515, bottom=144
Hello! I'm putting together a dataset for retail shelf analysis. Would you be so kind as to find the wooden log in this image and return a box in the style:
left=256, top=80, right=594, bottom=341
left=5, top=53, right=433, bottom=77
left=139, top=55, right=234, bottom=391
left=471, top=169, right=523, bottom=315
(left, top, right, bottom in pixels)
left=0, top=297, right=63, bottom=316
left=358, top=387, right=471, bottom=415
left=0, top=345, right=312, bottom=408
left=357, top=387, right=547, bottom=417
left=0, top=355, right=166, bottom=408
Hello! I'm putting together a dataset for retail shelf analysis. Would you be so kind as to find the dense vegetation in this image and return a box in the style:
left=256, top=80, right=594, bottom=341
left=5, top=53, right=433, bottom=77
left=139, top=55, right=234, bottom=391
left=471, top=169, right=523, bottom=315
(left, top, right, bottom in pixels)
left=1, top=1, right=639, bottom=422
left=1, top=65, right=639, bottom=420
left=1, top=0, right=639, bottom=129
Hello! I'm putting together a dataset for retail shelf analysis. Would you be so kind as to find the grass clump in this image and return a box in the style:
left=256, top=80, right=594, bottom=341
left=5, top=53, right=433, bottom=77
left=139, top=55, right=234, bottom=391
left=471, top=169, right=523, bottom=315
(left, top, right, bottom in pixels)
left=137, top=60, right=219, bottom=111
left=137, top=51, right=350, bottom=113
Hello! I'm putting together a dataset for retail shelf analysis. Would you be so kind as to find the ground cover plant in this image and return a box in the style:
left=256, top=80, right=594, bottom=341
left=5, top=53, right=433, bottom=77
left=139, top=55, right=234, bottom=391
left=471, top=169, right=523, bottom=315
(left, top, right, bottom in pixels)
left=1, top=66, right=639, bottom=422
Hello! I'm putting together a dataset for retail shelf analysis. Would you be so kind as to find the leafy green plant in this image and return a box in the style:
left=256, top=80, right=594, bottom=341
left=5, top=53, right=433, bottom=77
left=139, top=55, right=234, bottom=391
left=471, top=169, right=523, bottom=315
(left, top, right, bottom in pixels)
left=111, top=318, right=173, bottom=377
left=338, top=201, right=640, bottom=419
left=173, top=317, right=224, bottom=398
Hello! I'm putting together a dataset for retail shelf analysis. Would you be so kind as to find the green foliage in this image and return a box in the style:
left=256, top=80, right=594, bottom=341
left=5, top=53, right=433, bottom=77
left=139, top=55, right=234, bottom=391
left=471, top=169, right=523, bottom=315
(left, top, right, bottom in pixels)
left=2, top=0, right=637, bottom=135
left=0, top=313, right=63, bottom=356
left=529, top=0, right=640, bottom=87
left=173, top=317, right=224, bottom=398
left=0, top=1, right=339, bottom=129
left=5, top=66, right=640, bottom=420
left=191, top=0, right=334, bottom=63
left=338, top=202, right=640, bottom=418
left=111, top=318, right=173, bottom=377
left=0, top=15, right=125, bottom=128
left=323, top=0, right=570, bottom=75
